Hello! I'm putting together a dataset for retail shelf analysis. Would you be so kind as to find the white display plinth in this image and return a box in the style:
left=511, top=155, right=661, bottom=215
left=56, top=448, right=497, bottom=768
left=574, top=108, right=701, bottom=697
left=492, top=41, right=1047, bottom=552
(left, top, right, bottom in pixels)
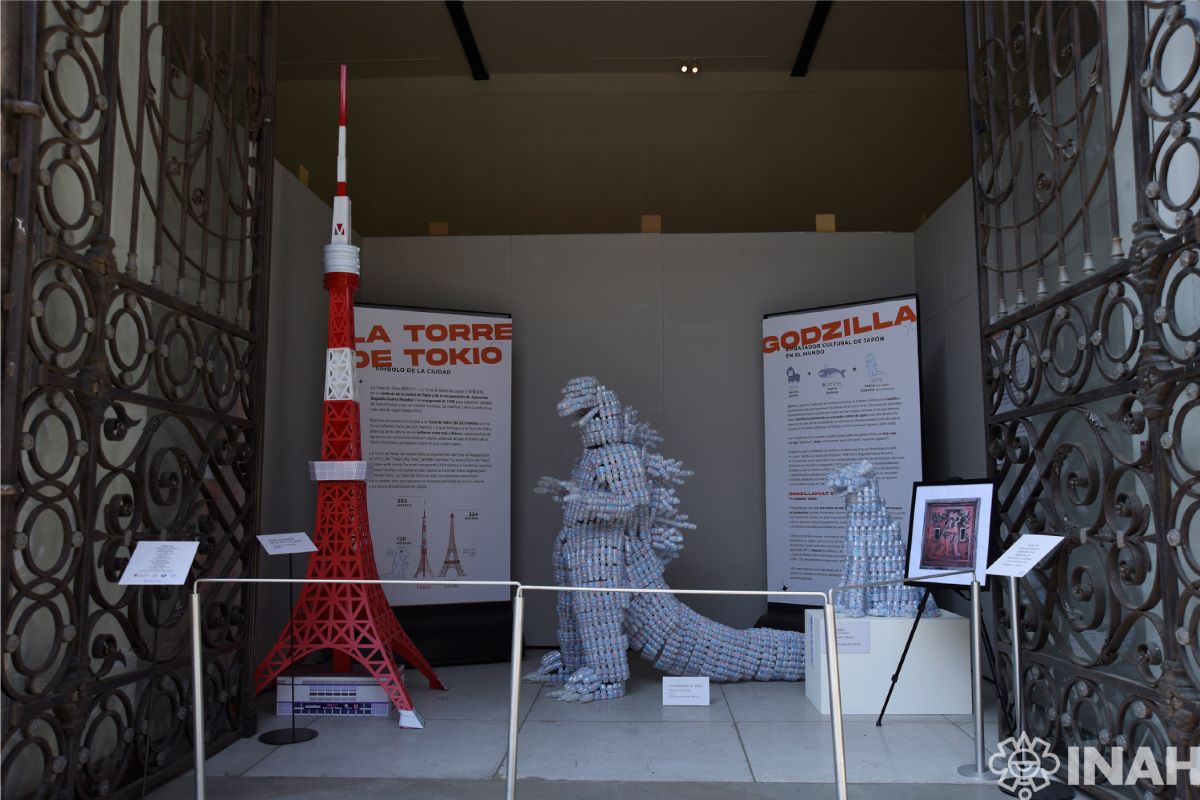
left=805, top=609, right=971, bottom=716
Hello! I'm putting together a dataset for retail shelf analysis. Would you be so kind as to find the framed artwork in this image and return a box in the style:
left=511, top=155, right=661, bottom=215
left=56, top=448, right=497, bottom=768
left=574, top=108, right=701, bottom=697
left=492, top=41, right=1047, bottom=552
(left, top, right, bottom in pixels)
left=904, top=479, right=995, bottom=588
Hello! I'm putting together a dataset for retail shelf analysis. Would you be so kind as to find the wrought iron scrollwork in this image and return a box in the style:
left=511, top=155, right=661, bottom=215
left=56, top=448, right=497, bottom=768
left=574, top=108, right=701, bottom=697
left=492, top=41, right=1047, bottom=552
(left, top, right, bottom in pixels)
left=968, top=2, right=1200, bottom=797
left=2, top=2, right=276, bottom=798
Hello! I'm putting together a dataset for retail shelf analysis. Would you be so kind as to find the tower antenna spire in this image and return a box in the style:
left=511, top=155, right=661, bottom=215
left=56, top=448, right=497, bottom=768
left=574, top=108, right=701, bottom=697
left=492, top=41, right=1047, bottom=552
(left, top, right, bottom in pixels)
left=331, top=63, right=351, bottom=243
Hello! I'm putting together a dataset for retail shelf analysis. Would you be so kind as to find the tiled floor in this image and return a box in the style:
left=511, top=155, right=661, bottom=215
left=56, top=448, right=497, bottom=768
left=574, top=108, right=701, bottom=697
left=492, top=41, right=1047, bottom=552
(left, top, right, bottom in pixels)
left=158, top=651, right=1008, bottom=798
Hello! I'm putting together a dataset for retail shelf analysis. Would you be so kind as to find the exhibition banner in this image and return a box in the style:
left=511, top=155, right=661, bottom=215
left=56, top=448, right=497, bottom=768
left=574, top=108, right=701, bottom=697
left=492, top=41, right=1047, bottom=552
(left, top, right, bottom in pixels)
left=354, top=305, right=512, bottom=605
left=762, top=295, right=923, bottom=599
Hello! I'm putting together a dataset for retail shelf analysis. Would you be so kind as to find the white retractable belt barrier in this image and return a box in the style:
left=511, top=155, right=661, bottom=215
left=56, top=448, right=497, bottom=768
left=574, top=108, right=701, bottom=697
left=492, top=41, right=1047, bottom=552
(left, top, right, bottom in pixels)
left=190, top=571, right=971, bottom=800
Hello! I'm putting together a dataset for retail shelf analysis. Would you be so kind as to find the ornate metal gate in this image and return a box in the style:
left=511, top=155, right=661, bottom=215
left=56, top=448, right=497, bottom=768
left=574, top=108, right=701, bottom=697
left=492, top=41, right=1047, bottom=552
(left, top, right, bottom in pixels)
left=1, top=2, right=276, bottom=797
left=966, top=1, right=1199, bottom=796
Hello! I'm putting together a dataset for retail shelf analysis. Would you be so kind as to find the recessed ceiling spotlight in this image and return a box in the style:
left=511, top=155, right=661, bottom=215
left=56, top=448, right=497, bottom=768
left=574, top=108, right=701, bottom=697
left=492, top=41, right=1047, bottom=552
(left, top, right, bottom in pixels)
left=690, top=63, right=700, bottom=75
left=680, top=63, right=689, bottom=74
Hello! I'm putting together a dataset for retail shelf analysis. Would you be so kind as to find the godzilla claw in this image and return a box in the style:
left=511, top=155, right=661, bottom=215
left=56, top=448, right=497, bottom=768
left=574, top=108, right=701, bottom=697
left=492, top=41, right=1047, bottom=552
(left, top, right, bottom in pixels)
left=646, top=454, right=693, bottom=486
left=524, top=650, right=567, bottom=683
left=650, top=523, right=685, bottom=559
left=547, top=667, right=626, bottom=702
left=535, top=476, right=574, bottom=501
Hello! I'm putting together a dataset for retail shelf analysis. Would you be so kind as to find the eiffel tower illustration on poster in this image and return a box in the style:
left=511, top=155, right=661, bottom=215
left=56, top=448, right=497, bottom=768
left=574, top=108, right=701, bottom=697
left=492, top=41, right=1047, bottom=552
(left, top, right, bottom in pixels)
left=437, top=513, right=465, bottom=577
left=413, top=508, right=434, bottom=579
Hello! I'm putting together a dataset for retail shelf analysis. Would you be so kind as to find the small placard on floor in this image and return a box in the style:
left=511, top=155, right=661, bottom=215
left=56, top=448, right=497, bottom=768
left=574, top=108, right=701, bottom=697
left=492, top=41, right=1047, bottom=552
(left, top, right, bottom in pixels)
left=663, top=676, right=710, bottom=706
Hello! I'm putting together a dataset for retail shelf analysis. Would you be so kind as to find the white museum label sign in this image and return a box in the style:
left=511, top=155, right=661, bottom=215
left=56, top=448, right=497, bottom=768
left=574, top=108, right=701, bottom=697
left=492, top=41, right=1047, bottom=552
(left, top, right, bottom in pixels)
left=662, top=677, right=711, bottom=706
left=257, top=532, right=317, bottom=556
left=119, top=541, right=200, bottom=586
left=986, top=535, right=1066, bottom=578
left=818, top=619, right=872, bottom=654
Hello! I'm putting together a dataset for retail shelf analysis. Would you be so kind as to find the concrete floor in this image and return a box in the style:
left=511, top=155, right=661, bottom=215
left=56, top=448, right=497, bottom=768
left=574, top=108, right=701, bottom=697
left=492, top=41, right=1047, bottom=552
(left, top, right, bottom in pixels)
left=155, top=777, right=1012, bottom=800
left=157, top=651, right=1009, bottom=799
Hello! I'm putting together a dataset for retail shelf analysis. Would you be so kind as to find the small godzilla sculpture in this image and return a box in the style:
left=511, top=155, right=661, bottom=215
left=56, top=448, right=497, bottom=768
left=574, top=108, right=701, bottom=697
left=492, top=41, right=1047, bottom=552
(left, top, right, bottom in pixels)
left=526, top=377, right=805, bottom=702
left=827, top=460, right=938, bottom=618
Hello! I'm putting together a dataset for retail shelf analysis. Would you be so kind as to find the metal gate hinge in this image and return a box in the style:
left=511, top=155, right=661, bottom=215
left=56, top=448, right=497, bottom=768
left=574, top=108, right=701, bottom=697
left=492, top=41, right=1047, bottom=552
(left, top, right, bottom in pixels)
left=2, top=99, right=45, bottom=119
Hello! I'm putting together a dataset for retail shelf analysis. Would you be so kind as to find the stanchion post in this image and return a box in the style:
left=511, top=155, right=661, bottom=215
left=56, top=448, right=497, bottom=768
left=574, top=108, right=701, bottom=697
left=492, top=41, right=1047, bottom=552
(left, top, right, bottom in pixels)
left=823, top=599, right=849, bottom=800
left=191, top=591, right=206, bottom=800
left=506, top=589, right=525, bottom=800
left=1009, top=574, right=1022, bottom=737
left=971, top=579, right=985, bottom=767
left=958, top=578, right=990, bottom=779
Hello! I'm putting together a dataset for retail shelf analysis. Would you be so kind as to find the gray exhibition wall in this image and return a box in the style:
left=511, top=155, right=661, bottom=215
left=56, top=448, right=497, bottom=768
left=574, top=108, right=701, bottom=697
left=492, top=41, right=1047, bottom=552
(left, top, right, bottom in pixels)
left=358, top=230, right=917, bottom=643
left=912, top=181, right=987, bottom=618
left=259, top=168, right=984, bottom=647
left=913, top=181, right=986, bottom=483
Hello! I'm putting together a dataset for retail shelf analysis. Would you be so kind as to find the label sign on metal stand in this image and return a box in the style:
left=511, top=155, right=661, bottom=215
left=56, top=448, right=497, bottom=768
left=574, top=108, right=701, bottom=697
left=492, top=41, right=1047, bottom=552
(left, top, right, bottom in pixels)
left=120, top=541, right=200, bottom=586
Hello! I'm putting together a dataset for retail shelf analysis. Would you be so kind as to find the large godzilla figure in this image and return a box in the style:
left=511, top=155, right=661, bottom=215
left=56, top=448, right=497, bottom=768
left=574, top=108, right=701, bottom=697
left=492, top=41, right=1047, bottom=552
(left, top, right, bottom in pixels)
left=526, top=377, right=805, bottom=702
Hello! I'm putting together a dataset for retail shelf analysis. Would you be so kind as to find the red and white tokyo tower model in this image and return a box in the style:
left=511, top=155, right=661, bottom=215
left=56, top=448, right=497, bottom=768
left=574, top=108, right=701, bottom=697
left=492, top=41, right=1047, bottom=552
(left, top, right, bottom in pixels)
left=255, top=66, right=445, bottom=728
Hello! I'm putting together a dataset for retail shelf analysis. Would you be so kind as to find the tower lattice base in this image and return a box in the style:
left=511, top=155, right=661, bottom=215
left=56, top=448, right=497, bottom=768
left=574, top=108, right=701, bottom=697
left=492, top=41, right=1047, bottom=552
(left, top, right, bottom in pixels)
left=255, top=481, right=445, bottom=728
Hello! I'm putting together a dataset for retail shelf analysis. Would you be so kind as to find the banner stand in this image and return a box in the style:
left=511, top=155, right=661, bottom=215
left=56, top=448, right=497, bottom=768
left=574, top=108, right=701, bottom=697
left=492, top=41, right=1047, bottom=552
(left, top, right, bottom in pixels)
left=762, top=294, right=925, bottom=602
left=392, top=601, right=513, bottom=665
left=353, top=304, right=514, bottom=665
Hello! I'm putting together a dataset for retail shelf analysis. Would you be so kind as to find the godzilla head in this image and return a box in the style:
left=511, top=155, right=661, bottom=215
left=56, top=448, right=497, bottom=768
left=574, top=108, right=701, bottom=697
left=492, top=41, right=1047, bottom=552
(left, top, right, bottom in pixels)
left=825, top=460, right=876, bottom=495
left=557, top=376, right=625, bottom=447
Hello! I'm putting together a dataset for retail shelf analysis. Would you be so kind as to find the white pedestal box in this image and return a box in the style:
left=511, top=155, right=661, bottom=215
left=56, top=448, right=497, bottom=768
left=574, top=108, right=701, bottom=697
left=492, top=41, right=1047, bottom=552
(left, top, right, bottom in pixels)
left=804, top=610, right=971, bottom=716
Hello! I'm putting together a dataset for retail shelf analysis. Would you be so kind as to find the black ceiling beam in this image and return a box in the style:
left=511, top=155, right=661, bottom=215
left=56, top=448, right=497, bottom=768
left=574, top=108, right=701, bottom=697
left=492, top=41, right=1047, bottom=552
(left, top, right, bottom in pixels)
left=791, top=1, right=832, bottom=77
left=445, top=1, right=489, bottom=81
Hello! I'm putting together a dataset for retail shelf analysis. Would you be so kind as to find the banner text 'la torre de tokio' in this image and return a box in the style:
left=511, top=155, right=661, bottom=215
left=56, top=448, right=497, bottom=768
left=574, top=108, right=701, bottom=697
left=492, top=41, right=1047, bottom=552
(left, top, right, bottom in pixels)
left=354, top=319, right=512, bottom=369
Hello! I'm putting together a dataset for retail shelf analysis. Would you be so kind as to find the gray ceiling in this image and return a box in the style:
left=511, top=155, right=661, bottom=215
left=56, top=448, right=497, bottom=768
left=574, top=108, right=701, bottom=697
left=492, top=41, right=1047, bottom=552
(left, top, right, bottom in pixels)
left=273, top=1, right=970, bottom=236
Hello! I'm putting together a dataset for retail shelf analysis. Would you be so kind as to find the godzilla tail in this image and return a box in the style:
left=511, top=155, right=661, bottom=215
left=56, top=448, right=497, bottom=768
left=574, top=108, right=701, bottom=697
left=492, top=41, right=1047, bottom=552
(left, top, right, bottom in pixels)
left=623, top=540, right=804, bottom=681
left=626, top=594, right=804, bottom=681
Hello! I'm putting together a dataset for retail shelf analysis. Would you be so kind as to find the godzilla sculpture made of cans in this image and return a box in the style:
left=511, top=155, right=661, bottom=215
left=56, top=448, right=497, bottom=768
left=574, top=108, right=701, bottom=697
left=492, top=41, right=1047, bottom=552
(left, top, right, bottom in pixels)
left=526, top=377, right=805, bottom=702
left=827, top=460, right=939, bottom=619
